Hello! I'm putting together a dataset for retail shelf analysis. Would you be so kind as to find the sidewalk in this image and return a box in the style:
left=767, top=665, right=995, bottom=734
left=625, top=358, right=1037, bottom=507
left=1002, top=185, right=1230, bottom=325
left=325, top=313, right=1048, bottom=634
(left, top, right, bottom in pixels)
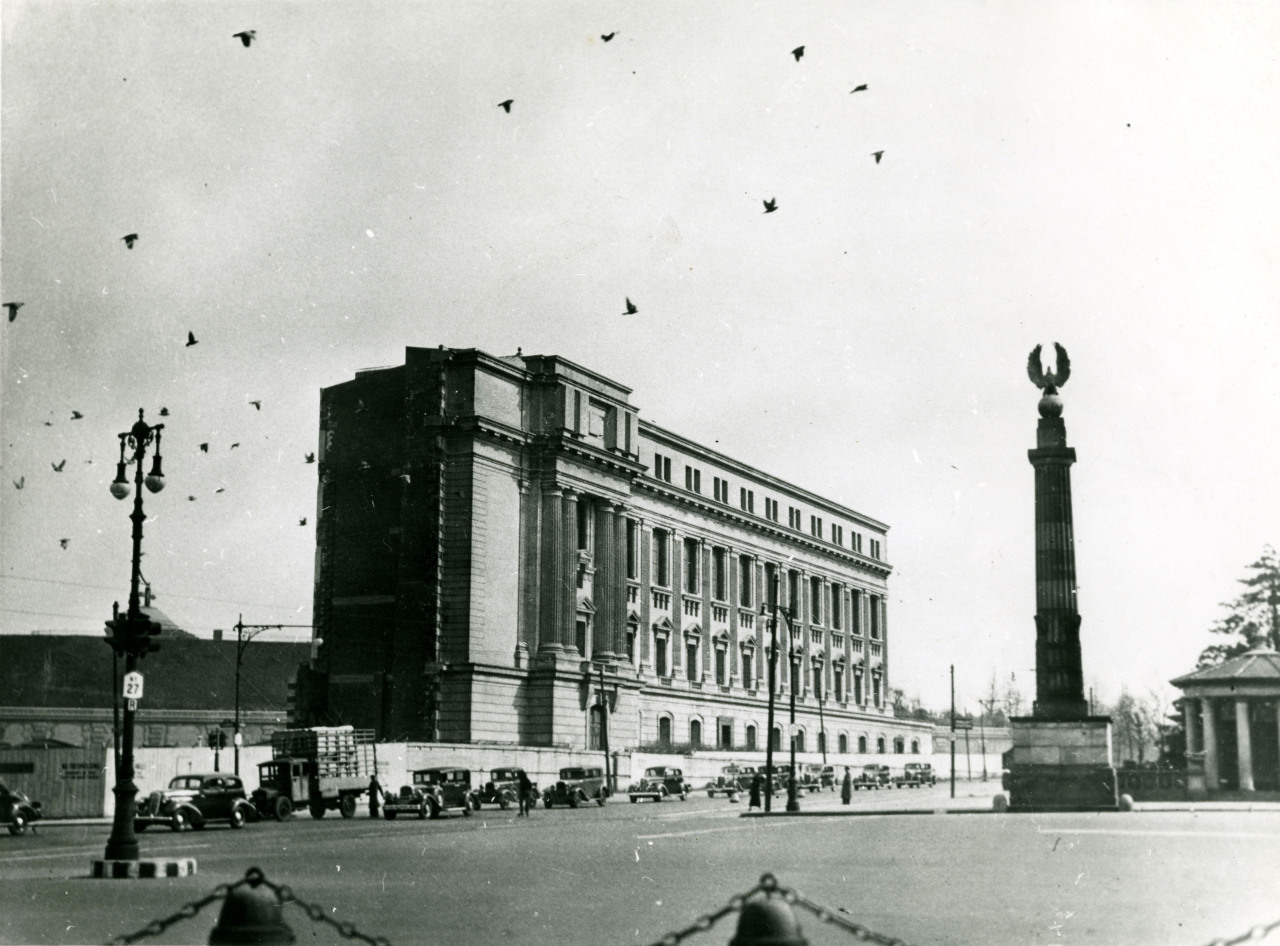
left=738, top=783, right=1280, bottom=816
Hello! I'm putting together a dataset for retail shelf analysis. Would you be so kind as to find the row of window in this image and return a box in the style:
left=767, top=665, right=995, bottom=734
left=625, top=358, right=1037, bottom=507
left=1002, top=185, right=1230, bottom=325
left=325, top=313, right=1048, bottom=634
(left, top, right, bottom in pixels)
left=645, top=634, right=882, bottom=705
left=646, top=533, right=883, bottom=637
left=650, top=452, right=882, bottom=560
left=638, top=716, right=920, bottom=755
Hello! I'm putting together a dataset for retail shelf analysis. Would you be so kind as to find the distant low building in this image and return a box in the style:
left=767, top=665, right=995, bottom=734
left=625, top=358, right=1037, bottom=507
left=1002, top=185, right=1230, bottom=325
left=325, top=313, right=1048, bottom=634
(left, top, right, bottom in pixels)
left=0, top=602, right=309, bottom=750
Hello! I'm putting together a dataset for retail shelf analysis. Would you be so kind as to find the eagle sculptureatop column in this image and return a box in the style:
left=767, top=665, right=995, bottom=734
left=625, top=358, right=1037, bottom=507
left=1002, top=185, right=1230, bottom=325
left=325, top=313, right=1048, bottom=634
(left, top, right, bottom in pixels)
left=1027, top=343, right=1089, bottom=720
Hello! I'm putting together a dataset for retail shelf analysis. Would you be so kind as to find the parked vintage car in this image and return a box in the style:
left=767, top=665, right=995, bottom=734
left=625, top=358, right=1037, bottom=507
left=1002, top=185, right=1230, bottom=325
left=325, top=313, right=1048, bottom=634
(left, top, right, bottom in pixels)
left=705, top=764, right=745, bottom=797
left=474, top=767, right=537, bottom=810
left=852, top=764, right=893, bottom=790
left=628, top=766, right=691, bottom=803
left=384, top=768, right=475, bottom=819
left=0, top=781, right=42, bottom=836
left=543, top=767, right=608, bottom=808
left=135, top=773, right=255, bottom=832
left=894, top=762, right=937, bottom=788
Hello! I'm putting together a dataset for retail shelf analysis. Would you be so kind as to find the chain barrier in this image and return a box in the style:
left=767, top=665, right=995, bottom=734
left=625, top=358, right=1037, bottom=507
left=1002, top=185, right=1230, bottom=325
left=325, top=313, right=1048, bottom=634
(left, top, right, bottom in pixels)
left=107, top=866, right=391, bottom=946
left=1204, top=915, right=1280, bottom=946
left=641, top=873, right=913, bottom=946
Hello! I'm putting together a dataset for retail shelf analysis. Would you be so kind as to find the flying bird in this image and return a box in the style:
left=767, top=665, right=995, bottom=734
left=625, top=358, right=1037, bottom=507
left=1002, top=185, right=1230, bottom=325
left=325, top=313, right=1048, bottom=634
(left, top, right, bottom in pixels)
left=791, top=46, right=804, bottom=61
left=399, top=473, right=411, bottom=484
left=51, top=460, right=66, bottom=472
left=230, top=443, right=240, bottom=450
left=850, top=84, right=868, bottom=93
left=199, top=443, right=209, bottom=453
left=762, top=198, right=777, bottom=213
left=216, top=488, right=225, bottom=493
left=497, top=99, right=514, bottom=113
left=3, top=302, right=22, bottom=322
left=249, top=400, right=261, bottom=411
left=623, top=297, right=638, bottom=316
left=71, top=411, right=83, bottom=420
left=43, top=421, right=53, bottom=426
left=122, top=234, right=138, bottom=249
left=12, top=477, right=23, bottom=489
left=305, top=453, right=316, bottom=463
left=872, top=151, right=884, bottom=164
left=188, top=495, right=197, bottom=501
left=299, top=517, right=307, bottom=526
left=159, top=407, right=169, bottom=416
left=186, top=331, right=198, bottom=347
left=59, top=539, right=69, bottom=550
left=233, top=30, right=256, bottom=47
left=601, top=32, right=616, bottom=41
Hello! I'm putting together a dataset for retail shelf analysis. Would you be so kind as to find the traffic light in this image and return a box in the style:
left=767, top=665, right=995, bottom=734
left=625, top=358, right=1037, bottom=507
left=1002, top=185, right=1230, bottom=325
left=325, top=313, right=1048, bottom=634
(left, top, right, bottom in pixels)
left=208, top=730, right=228, bottom=749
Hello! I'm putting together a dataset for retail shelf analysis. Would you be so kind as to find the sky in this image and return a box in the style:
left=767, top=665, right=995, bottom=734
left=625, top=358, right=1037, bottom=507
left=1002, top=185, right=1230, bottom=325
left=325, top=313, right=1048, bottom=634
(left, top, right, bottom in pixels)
left=2, top=1, right=1277, bottom=715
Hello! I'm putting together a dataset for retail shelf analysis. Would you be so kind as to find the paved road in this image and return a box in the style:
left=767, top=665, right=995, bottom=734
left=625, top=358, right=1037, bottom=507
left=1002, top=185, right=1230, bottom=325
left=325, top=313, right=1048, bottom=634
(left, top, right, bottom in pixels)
left=2, top=787, right=1277, bottom=945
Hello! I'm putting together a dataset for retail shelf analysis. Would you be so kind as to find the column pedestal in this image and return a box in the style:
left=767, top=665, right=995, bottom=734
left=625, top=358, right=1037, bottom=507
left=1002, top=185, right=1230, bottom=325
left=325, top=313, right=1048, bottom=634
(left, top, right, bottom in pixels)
left=1002, top=717, right=1119, bottom=811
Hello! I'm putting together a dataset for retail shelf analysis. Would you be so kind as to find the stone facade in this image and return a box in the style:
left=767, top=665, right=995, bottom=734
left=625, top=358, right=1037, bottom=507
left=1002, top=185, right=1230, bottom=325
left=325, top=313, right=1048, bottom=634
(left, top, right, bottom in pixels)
left=305, top=346, right=930, bottom=758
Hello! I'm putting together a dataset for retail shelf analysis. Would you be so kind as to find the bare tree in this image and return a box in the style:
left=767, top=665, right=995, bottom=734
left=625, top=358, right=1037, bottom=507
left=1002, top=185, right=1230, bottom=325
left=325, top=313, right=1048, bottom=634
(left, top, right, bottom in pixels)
left=1002, top=673, right=1024, bottom=719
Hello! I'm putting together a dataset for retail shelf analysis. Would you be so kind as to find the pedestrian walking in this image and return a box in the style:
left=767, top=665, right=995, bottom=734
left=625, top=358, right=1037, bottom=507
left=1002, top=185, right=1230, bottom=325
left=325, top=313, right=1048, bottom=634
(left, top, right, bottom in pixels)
left=841, top=766, right=853, bottom=805
left=368, top=774, right=383, bottom=818
left=748, top=773, right=762, bottom=810
left=517, top=770, right=533, bottom=818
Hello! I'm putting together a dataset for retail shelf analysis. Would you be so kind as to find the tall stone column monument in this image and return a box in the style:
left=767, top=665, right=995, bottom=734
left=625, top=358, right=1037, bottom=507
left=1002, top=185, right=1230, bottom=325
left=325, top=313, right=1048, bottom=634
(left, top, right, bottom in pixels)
left=1003, top=343, right=1119, bottom=810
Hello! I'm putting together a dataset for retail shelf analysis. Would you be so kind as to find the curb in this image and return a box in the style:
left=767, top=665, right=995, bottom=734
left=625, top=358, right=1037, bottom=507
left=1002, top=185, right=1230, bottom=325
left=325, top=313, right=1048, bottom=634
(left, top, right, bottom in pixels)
left=89, top=858, right=198, bottom=879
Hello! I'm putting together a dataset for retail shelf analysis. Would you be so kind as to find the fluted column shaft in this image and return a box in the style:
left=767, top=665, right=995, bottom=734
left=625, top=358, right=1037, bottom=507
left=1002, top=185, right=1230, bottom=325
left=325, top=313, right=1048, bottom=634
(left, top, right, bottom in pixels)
left=611, top=504, right=628, bottom=659
left=1028, top=412, right=1088, bottom=719
left=538, top=486, right=564, bottom=653
left=562, top=489, right=580, bottom=652
left=593, top=501, right=618, bottom=660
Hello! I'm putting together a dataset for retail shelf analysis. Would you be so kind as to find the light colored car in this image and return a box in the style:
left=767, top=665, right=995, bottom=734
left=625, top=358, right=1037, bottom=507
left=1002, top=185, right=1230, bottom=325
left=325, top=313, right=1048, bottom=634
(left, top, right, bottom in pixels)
left=629, top=766, right=691, bottom=803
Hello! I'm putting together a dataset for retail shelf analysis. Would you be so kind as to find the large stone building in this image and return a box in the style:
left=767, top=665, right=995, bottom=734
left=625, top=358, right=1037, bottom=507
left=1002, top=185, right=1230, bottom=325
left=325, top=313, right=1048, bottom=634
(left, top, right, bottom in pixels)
left=301, top=346, right=927, bottom=758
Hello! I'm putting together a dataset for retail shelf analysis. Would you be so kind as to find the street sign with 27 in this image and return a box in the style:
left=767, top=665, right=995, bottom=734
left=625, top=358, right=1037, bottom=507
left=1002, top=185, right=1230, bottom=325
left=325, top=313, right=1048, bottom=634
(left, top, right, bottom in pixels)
left=122, top=671, right=144, bottom=700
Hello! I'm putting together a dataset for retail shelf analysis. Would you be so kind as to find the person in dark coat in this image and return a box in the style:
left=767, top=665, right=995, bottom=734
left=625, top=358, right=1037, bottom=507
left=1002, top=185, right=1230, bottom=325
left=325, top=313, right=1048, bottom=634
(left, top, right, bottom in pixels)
left=841, top=766, right=853, bottom=805
left=368, top=775, right=383, bottom=818
left=517, top=770, right=534, bottom=818
left=748, top=773, right=762, bottom=810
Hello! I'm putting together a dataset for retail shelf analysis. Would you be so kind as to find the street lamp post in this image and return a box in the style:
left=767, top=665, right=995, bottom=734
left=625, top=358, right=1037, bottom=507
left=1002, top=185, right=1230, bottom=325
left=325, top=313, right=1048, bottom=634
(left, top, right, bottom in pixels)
left=232, top=617, right=313, bottom=775
left=787, top=651, right=800, bottom=813
left=762, top=573, right=781, bottom=814
left=103, top=410, right=165, bottom=862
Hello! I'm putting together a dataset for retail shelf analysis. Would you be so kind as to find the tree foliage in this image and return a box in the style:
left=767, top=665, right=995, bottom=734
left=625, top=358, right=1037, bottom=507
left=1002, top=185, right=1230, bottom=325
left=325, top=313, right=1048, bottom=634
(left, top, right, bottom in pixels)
left=1198, top=545, right=1280, bottom=668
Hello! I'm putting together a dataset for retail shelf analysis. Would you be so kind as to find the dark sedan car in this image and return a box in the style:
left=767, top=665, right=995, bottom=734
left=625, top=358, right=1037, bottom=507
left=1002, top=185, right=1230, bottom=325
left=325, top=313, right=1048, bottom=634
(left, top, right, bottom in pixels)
left=0, top=781, right=42, bottom=835
left=135, top=773, right=255, bottom=831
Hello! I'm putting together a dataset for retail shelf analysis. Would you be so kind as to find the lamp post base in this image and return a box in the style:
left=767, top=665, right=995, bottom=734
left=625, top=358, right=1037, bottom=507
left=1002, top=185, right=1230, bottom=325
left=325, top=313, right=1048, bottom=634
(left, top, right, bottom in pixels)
left=103, top=779, right=141, bottom=862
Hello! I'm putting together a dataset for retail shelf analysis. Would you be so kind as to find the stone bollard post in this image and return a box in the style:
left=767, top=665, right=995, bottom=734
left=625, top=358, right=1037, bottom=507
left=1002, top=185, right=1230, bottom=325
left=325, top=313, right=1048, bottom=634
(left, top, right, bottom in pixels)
left=209, top=868, right=295, bottom=944
left=727, top=895, right=808, bottom=946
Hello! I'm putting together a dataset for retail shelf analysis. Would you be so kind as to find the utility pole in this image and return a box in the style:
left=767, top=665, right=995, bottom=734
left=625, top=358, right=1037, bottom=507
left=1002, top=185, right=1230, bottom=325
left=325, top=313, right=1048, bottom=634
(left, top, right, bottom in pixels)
left=764, top=572, right=779, bottom=813
left=232, top=617, right=313, bottom=775
left=950, top=664, right=956, bottom=799
left=597, top=665, right=612, bottom=792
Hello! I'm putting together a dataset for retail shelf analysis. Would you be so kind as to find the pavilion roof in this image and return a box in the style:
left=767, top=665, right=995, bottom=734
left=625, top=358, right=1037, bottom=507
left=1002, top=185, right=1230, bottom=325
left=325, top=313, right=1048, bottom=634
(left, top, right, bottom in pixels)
left=1171, top=648, right=1280, bottom=688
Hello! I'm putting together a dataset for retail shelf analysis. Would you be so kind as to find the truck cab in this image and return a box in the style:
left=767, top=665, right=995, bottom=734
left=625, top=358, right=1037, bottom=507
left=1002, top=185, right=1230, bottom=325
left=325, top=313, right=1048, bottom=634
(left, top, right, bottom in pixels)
left=254, top=759, right=310, bottom=820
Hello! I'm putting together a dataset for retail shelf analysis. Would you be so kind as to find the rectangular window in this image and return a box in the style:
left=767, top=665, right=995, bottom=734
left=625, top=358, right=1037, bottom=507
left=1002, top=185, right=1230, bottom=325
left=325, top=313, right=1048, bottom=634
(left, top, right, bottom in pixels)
left=834, top=666, right=844, bottom=702
left=653, top=452, right=672, bottom=482
left=788, top=506, right=802, bottom=530
left=764, top=497, right=779, bottom=522
left=810, top=577, right=822, bottom=624
left=746, top=726, right=757, bottom=751
left=787, top=570, right=800, bottom=614
left=683, top=537, right=700, bottom=593
left=653, top=529, right=670, bottom=587
left=870, top=539, right=882, bottom=560
left=739, top=487, right=754, bottom=512
left=626, top=627, right=635, bottom=662
left=738, top=555, right=753, bottom=607
left=712, top=476, right=728, bottom=502
left=830, top=584, right=842, bottom=629
left=684, top=466, right=701, bottom=493
left=870, top=598, right=881, bottom=639
left=854, top=672, right=863, bottom=704
left=742, top=652, right=753, bottom=690
left=809, top=514, right=823, bottom=537
left=656, top=638, right=668, bottom=677
left=831, top=523, right=843, bottom=546
left=715, top=649, right=726, bottom=686
left=576, top=620, right=587, bottom=656
left=764, top=563, right=778, bottom=607
left=576, top=503, right=589, bottom=550
left=712, top=547, right=727, bottom=601
left=626, top=519, right=638, bottom=579
left=852, top=532, right=863, bottom=553
left=687, top=643, right=699, bottom=681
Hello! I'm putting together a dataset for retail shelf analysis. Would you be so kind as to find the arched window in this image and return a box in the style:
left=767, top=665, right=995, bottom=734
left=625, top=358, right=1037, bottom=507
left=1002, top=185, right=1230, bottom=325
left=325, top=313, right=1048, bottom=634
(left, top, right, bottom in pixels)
left=746, top=724, right=757, bottom=750
left=838, top=733, right=848, bottom=754
left=910, top=739, right=920, bottom=754
left=690, top=719, right=702, bottom=748
left=771, top=726, right=782, bottom=751
left=658, top=716, right=672, bottom=747
left=893, top=736, right=905, bottom=754
left=876, top=736, right=886, bottom=754
left=858, top=734, right=867, bottom=753
left=795, top=729, right=806, bottom=753
left=817, top=732, right=826, bottom=754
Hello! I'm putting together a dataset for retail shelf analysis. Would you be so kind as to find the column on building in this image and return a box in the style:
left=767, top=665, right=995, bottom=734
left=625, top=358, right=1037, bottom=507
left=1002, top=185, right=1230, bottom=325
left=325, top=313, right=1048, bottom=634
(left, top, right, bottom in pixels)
left=1235, top=699, right=1255, bottom=792
left=638, top=517, right=651, bottom=673
left=727, top=545, right=739, bottom=685
left=1182, top=699, right=1198, bottom=754
left=701, top=539, right=712, bottom=681
left=562, top=488, right=580, bottom=653
left=1202, top=697, right=1219, bottom=790
left=611, top=502, right=629, bottom=660
left=593, top=499, right=616, bottom=661
left=538, top=485, right=564, bottom=654
left=670, top=528, right=682, bottom=675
